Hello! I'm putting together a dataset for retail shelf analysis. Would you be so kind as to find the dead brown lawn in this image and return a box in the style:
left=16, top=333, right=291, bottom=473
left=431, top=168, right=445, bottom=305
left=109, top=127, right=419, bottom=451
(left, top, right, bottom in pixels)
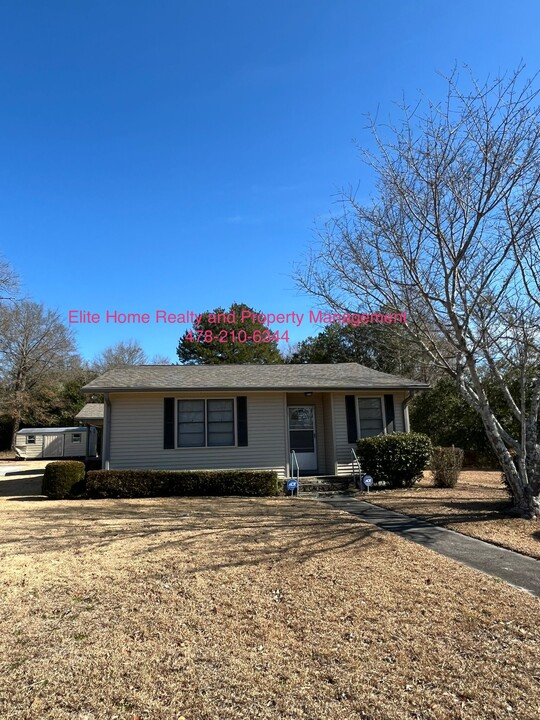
left=0, top=467, right=539, bottom=719
left=363, top=470, right=540, bottom=560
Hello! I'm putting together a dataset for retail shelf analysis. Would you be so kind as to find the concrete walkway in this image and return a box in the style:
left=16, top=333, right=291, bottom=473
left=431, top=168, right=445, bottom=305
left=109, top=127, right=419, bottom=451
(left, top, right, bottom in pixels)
left=319, top=496, right=540, bottom=598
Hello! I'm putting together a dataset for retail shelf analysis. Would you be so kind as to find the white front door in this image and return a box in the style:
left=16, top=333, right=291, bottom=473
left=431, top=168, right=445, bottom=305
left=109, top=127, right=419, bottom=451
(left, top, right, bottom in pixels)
left=288, top=406, right=317, bottom=472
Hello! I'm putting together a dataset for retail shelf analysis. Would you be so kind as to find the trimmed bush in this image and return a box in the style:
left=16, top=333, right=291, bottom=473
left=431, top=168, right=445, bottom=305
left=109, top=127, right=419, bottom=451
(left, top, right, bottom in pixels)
left=356, top=432, right=432, bottom=488
left=86, top=468, right=281, bottom=499
left=431, top=446, right=464, bottom=488
left=42, top=461, right=86, bottom=499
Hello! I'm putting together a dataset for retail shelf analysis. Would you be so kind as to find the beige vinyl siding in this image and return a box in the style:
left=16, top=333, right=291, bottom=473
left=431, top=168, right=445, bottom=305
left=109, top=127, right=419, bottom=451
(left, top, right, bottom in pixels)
left=109, top=392, right=288, bottom=476
left=63, top=431, right=85, bottom=457
left=286, top=393, right=326, bottom=474
left=334, top=391, right=408, bottom=476
left=16, top=433, right=70, bottom=458
left=389, top=392, right=407, bottom=432
left=333, top=393, right=351, bottom=476
left=322, top=394, right=335, bottom=475
left=15, top=434, right=44, bottom=459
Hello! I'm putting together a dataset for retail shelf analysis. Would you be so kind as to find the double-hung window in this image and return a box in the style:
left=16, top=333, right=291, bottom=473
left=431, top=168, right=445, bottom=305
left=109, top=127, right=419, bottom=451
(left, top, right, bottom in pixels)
left=177, top=399, right=235, bottom=447
left=357, top=397, right=384, bottom=438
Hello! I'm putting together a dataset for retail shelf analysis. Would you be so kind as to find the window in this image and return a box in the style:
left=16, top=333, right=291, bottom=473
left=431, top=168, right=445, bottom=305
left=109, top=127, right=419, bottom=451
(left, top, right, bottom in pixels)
left=177, top=399, right=235, bottom=447
left=178, top=400, right=205, bottom=447
left=207, top=399, right=235, bottom=446
left=72, top=433, right=82, bottom=444
left=26, top=435, right=36, bottom=445
left=357, top=397, right=384, bottom=438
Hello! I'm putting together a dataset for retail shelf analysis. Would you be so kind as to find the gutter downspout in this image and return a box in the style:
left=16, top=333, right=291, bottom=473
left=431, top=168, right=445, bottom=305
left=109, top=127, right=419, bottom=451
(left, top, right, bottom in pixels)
left=402, top=391, right=415, bottom=433
left=103, top=393, right=112, bottom=470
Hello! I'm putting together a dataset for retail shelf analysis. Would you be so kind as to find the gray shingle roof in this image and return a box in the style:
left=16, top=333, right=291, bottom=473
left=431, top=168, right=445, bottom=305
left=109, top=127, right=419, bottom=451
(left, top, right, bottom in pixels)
left=75, top=403, right=104, bottom=420
left=82, top=364, right=429, bottom=392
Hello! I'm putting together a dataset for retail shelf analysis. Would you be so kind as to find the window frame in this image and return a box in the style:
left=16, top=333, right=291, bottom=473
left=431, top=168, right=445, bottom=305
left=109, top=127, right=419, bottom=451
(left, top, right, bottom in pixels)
left=356, top=396, right=386, bottom=439
left=26, top=434, right=36, bottom=445
left=176, top=398, right=237, bottom=449
left=71, top=433, right=82, bottom=444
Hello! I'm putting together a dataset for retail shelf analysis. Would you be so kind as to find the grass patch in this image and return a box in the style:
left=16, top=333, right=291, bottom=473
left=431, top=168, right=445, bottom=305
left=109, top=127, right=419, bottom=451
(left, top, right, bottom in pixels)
left=0, top=489, right=538, bottom=718
left=364, top=470, right=540, bottom=559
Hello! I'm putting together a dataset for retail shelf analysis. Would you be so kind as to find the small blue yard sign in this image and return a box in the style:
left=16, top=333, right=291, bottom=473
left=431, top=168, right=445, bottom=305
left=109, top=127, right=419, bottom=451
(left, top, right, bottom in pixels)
left=362, top=474, right=374, bottom=488
left=287, top=479, right=298, bottom=491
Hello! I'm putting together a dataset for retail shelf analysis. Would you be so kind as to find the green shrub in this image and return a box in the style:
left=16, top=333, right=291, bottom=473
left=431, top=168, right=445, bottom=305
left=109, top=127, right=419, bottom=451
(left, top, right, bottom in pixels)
left=86, top=469, right=281, bottom=499
left=42, top=461, right=86, bottom=499
left=431, top=446, right=464, bottom=488
left=356, top=432, right=432, bottom=488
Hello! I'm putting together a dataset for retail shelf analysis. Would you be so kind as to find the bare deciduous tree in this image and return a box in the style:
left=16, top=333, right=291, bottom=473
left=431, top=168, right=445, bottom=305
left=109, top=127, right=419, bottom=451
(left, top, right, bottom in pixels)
left=297, top=65, right=540, bottom=518
left=0, top=301, right=77, bottom=447
left=149, top=354, right=173, bottom=365
left=0, top=256, right=19, bottom=302
left=91, top=339, right=149, bottom=374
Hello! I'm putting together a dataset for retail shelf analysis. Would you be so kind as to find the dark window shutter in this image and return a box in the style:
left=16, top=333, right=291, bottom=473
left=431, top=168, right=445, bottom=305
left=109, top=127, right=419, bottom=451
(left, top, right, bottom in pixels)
left=345, top=395, right=358, bottom=443
left=237, top=396, right=248, bottom=446
left=384, top=394, right=395, bottom=433
left=164, top=397, right=175, bottom=449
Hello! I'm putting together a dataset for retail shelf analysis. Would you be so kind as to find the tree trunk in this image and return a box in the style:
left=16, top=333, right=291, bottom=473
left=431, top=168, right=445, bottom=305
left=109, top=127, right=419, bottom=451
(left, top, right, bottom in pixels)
left=509, top=483, right=540, bottom=519
left=10, top=379, right=26, bottom=451
left=10, top=416, right=20, bottom=451
left=520, top=448, right=540, bottom=519
left=472, top=398, right=540, bottom=519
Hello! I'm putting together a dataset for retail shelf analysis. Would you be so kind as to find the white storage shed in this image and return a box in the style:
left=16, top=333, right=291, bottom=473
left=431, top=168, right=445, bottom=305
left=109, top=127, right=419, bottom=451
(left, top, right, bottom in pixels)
left=15, top=426, right=98, bottom=460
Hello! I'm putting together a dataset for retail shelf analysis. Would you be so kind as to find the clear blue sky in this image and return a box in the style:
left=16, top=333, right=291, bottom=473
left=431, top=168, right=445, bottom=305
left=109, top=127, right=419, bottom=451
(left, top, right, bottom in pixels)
left=2, top=0, right=540, bottom=362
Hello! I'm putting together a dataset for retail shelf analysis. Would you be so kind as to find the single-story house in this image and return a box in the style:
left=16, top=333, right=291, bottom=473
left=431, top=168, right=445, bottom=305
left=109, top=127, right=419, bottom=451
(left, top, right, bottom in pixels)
left=82, top=363, right=429, bottom=477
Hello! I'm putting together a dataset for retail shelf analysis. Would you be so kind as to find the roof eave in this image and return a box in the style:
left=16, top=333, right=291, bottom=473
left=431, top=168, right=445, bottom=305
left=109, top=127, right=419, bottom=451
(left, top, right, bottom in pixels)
left=82, top=384, right=430, bottom=393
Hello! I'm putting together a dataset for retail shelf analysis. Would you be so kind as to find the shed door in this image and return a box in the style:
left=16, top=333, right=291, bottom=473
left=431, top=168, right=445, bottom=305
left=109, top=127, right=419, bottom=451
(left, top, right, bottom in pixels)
left=288, top=406, right=317, bottom=472
left=43, top=434, right=65, bottom=457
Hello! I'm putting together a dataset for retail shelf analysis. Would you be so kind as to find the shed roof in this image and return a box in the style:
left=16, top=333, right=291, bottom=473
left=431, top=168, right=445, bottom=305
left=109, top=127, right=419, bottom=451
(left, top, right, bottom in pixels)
left=82, top=363, right=429, bottom=393
left=17, top=427, right=86, bottom=435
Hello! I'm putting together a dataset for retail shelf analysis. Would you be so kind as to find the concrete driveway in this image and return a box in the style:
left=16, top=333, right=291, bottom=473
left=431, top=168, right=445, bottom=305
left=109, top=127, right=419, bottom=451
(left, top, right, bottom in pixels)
left=0, top=460, right=49, bottom=499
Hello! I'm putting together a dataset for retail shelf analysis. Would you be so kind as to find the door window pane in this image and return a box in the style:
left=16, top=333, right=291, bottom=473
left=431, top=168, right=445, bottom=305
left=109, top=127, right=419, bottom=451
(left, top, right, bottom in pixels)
left=290, top=429, right=315, bottom=452
left=288, top=407, right=314, bottom=430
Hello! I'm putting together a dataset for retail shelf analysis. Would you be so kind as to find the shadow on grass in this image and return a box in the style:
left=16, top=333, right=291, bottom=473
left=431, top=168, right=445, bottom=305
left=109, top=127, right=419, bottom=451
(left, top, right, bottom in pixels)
left=1, top=468, right=46, bottom=477
left=0, top=496, right=386, bottom=572
left=436, top=498, right=514, bottom=521
left=0, top=476, right=43, bottom=497
left=384, top=499, right=515, bottom=525
left=366, top=487, right=515, bottom=524
left=8, top=496, right=47, bottom=501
